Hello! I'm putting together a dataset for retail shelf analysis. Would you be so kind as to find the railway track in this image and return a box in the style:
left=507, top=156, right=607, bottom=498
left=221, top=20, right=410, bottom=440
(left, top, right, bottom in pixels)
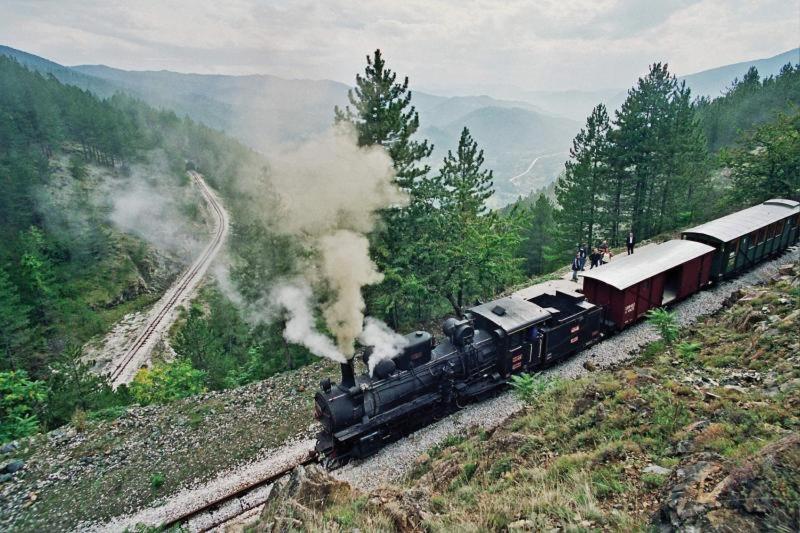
left=160, top=450, right=317, bottom=532
left=108, top=171, right=229, bottom=386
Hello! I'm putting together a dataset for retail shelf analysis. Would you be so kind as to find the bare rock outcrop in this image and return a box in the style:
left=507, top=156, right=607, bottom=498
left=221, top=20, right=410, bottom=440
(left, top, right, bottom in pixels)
left=255, top=464, right=351, bottom=532
left=659, top=433, right=800, bottom=532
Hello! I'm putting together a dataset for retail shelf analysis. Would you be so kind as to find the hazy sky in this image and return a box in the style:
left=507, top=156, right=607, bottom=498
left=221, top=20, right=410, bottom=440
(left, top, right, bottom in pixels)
left=1, top=0, right=797, bottom=92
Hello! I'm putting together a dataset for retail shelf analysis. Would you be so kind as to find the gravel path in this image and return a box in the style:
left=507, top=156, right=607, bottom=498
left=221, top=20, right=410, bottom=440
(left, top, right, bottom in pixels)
left=335, top=247, right=799, bottom=491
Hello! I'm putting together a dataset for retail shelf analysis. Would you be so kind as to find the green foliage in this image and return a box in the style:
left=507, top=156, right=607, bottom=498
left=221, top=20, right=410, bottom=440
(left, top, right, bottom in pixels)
left=646, top=308, right=679, bottom=345
left=510, top=372, right=556, bottom=405
left=676, top=341, right=702, bottom=362
left=336, top=50, right=523, bottom=326
left=0, top=370, right=46, bottom=442
left=545, top=61, right=800, bottom=262
left=129, top=359, right=206, bottom=406
left=555, top=104, right=611, bottom=256
left=43, top=345, right=129, bottom=429
left=517, top=193, right=559, bottom=276
left=0, top=267, right=33, bottom=370
left=149, top=472, right=165, bottom=491
left=723, top=110, right=800, bottom=205
left=171, top=288, right=315, bottom=391
left=420, top=127, right=525, bottom=316
left=334, top=48, right=432, bottom=191
left=697, top=63, right=800, bottom=152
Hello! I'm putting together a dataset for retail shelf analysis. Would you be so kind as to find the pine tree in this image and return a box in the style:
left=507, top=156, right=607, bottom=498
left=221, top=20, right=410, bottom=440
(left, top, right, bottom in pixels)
left=725, top=111, right=800, bottom=204
left=335, top=49, right=433, bottom=191
left=436, top=127, right=494, bottom=216
left=662, top=82, right=709, bottom=229
left=610, top=63, right=696, bottom=241
left=424, top=128, right=523, bottom=316
left=555, top=104, right=611, bottom=255
left=335, top=49, right=435, bottom=327
left=520, top=193, right=556, bottom=276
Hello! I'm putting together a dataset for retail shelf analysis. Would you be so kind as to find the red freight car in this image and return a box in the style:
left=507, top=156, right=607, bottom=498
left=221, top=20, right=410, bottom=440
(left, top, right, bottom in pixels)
left=581, top=240, right=715, bottom=329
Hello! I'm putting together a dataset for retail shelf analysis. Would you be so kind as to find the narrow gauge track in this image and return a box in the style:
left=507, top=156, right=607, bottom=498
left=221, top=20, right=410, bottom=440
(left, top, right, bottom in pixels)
left=161, top=451, right=317, bottom=532
left=108, top=171, right=228, bottom=386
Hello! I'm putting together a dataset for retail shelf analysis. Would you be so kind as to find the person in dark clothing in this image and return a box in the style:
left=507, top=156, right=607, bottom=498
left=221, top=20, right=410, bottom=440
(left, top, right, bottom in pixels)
left=571, top=253, right=581, bottom=281
left=578, top=244, right=587, bottom=270
left=589, top=248, right=601, bottom=269
left=626, top=231, right=635, bottom=255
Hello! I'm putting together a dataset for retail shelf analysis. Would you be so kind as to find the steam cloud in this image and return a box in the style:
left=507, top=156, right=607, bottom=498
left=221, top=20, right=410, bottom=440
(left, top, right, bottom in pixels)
left=359, top=317, right=410, bottom=375
left=264, top=124, right=408, bottom=361
left=270, top=281, right=348, bottom=364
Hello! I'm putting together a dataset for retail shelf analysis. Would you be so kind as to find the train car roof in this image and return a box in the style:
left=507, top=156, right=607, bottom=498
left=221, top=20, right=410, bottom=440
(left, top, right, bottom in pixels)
left=469, top=296, right=551, bottom=333
left=682, top=199, right=800, bottom=244
left=581, top=239, right=715, bottom=291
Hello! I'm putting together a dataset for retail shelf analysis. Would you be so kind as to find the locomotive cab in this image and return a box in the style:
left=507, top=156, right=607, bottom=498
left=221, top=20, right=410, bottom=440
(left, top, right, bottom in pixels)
left=468, top=296, right=552, bottom=378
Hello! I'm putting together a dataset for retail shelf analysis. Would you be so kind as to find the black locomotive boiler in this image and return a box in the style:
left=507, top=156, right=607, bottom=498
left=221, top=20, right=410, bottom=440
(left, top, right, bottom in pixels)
left=314, top=290, right=602, bottom=466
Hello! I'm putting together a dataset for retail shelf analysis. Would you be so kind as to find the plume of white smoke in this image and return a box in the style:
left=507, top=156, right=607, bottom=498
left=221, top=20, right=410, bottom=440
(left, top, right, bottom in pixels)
left=270, top=280, right=347, bottom=364
left=319, top=230, right=384, bottom=357
left=262, top=124, right=407, bottom=360
left=359, top=317, right=410, bottom=376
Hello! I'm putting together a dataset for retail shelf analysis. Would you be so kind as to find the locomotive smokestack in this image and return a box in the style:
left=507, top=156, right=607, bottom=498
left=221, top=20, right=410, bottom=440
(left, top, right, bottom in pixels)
left=340, top=361, right=356, bottom=389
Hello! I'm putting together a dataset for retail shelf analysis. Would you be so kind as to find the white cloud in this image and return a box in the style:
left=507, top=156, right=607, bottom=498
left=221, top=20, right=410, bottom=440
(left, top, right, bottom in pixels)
left=0, top=0, right=796, bottom=90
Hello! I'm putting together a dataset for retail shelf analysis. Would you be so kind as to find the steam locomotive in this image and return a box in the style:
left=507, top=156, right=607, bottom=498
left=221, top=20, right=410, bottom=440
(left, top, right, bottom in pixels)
left=314, top=290, right=603, bottom=466
left=314, top=199, right=800, bottom=466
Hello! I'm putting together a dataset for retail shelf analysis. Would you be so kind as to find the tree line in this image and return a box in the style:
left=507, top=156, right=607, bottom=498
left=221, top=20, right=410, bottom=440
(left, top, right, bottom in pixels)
left=522, top=61, right=800, bottom=269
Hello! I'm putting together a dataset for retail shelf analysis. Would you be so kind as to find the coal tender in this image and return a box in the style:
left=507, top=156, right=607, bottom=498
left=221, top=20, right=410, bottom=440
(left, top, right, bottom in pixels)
left=314, top=290, right=602, bottom=466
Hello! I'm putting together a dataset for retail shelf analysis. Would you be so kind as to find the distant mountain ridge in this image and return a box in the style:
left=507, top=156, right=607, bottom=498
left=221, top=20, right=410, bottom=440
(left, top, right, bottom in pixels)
left=680, top=48, right=799, bottom=98
left=1, top=44, right=796, bottom=205
left=0, top=45, right=580, bottom=203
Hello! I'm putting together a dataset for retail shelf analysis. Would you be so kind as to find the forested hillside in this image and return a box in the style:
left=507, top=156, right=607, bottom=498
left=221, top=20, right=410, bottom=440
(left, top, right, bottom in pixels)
left=0, top=55, right=296, bottom=440
left=697, top=64, right=800, bottom=151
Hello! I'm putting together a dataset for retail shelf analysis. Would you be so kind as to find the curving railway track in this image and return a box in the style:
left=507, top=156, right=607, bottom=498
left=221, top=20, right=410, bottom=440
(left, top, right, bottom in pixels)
left=108, top=171, right=229, bottom=387
left=161, top=451, right=317, bottom=532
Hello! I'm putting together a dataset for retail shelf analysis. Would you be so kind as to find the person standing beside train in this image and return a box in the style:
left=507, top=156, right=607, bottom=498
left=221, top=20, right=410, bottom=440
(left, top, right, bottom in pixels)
left=589, top=248, right=601, bottom=269
left=626, top=231, right=635, bottom=255
left=578, top=244, right=587, bottom=270
left=571, top=252, right=581, bottom=281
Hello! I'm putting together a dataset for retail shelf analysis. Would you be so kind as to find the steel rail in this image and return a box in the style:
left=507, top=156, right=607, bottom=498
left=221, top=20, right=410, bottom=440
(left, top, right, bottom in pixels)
left=108, top=171, right=227, bottom=384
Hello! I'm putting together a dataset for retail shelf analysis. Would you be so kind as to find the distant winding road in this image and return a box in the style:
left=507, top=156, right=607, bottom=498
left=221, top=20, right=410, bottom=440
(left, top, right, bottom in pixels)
left=108, top=171, right=229, bottom=387
left=508, top=151, right=567, bottom=186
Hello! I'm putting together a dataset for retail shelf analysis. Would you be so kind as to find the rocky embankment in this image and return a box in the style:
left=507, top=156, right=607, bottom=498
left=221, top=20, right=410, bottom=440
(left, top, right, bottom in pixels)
left=0, top=362, right=337, bottom=532
left=255, top=261, right=800, bottom=532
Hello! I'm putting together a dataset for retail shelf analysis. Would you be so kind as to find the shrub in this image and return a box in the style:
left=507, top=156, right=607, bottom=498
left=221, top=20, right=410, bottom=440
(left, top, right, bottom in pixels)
left=676, top=341, right=702, bottom=362
left=0, top=370, right=46, bottom=442
left=510, top=372, right=556, bottom=405
left=130, top=359, right=206, bottom=406
left=150, top=472, right=165, bottom=490
left=642, top=472, right=666, bottom=489
left=71, top=408, right=87, bottom=432
left=646, top=308, right=679, bottom=345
